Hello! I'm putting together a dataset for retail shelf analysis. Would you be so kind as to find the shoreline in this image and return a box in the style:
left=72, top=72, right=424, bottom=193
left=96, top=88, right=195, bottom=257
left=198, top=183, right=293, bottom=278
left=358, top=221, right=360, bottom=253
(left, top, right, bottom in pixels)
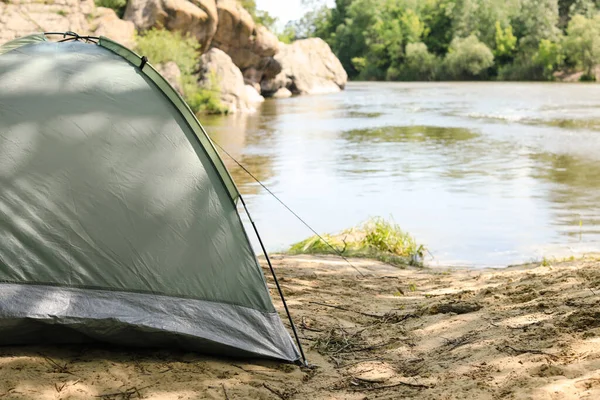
left=1, top=255, right=599, bottom=399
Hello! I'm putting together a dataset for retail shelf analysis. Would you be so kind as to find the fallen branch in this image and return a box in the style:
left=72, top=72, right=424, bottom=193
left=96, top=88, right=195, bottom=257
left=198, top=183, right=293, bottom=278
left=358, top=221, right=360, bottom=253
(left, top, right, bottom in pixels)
left=308, top=301, right=382, bottom=318
left=263, top=383, right=285, bottom=400
left=497, top=345, right=557, bottom=359
left=339, top=340, right=394, bottom=354
left=222, top=384, right=230, bottom=400
left=351, top=381, right=432, bottom=391
left=95, top=385, right=153, bottom=399
left=38, top=354, right=75, bottom=376
left=301, top=316, right=323, bottom=332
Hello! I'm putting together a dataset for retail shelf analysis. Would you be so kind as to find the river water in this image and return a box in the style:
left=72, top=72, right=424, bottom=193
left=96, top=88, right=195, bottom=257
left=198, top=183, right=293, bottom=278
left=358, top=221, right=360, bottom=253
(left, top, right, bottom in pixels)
left=203, top=82, right=600, bottom=267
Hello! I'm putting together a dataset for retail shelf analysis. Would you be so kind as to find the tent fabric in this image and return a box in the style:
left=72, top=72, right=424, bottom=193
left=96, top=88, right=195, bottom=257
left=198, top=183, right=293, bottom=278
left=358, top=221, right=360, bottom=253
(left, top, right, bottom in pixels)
left=0, top=33, right=47, bottom=55
left=0, top=35, right=300, bottom=362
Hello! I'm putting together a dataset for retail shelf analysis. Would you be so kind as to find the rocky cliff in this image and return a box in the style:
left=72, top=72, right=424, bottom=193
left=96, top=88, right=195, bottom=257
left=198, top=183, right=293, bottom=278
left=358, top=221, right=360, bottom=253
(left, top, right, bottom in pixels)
left=0, top=0, right=347, bottom=113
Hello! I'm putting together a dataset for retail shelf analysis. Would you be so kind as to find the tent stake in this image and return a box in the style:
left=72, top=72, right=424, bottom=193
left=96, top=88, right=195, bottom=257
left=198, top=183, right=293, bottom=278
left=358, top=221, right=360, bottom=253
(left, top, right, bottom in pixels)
left=239, top=195, right=308, bottom=367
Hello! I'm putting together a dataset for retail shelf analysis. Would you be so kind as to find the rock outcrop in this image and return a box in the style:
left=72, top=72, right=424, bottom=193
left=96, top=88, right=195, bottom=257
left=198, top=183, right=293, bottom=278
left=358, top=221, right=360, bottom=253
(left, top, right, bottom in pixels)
left=0, top=0, right=94, bottom=44
left=0, top=0, right=135, bottom=48
left=262, top=38, right=348, bottom=96
left=0, top=0, right=348, bottom=113
left=93, top=8, right=136, bottom=49
left=211, top=0, right=279, bottom=88
left=155, top=61, right=184, bottom=95
left=199, top=48, right=260, bottom=114
left=124, top=0, right=218, bottom=51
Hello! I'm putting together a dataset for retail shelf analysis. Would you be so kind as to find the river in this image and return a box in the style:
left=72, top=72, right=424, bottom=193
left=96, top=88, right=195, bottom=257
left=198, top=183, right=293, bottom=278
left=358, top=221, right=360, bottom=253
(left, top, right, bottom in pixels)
left=202, top=82, right=600, bottom=268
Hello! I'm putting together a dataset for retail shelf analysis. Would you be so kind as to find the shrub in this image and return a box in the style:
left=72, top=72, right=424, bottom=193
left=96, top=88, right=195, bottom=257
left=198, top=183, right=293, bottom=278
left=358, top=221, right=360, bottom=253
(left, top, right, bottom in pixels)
left=564, top=14, right=600, bottom=78
left=135, top=29, right=226, bottom=114
left=135, top=29, right=200, bottom=76
left=532, top=39, right=565, bottom=80
left=494, top=21, right=517, bottom=64
left=398, top=42, right=438, bottom=81
left=443, top=35, right=494, bottom=79
left=288, top=217, right=425, bottom=267
left=94, top=0, right=127, bottom=18
left=497, top=53, right=545, bottom=80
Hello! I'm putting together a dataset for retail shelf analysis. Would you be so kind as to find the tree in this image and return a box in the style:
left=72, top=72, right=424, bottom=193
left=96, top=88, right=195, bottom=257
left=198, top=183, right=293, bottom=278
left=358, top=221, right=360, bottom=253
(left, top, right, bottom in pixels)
left=236, top=0, right=278, bottom=31
left=421, top=0, right=455, bottom=55
left=443, top=35, right=495, bottom=79
left=564, top=14, right=600, bottom=78
left=451, top=0, right=519, bottom=49
left=513, top=0, right=561, bottom=52
left=532, top=39, right=565, bottom=79
left=494, top=21, right=517, bottom=64
left=399, top=42, right=439, bottom=80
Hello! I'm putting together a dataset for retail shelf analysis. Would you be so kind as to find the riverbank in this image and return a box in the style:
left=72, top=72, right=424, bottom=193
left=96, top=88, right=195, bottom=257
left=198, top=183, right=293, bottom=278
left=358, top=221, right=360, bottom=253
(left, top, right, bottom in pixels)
left=1, top=255, right=599, bottom=399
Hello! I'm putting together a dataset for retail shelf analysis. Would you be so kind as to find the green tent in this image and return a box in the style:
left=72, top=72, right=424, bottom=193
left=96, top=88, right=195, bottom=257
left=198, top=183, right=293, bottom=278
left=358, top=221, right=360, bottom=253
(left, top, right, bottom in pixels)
left=0, top=33, right=302, bottom=363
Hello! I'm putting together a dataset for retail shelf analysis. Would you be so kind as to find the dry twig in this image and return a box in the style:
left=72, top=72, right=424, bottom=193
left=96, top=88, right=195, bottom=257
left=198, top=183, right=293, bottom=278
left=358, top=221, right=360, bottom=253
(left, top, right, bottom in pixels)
left=308, top=302, right=382, bottom=318
left=350, top=380, right=432, bottom=391
left=263, top=383, right=285, bottom=400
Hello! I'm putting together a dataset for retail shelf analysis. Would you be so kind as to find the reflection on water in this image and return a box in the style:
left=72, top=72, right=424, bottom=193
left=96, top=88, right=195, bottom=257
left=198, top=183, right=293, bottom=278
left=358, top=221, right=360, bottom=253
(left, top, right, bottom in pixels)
left=202, top=82, right=600, bottom=267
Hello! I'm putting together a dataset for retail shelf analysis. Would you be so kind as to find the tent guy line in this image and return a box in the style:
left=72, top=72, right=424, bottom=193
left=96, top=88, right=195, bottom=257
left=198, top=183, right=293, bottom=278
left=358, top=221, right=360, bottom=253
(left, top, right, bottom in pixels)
left=213, top=141, right=367, bottom=277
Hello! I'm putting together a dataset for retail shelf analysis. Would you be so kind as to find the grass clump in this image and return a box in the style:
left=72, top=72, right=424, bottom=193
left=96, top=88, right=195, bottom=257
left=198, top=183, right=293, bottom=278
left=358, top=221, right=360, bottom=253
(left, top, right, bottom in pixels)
left=135, top=29, right=227, bottom=114
left=94, top=0, right=127, bottom=18
left=289, top=217, right=425, bottom=267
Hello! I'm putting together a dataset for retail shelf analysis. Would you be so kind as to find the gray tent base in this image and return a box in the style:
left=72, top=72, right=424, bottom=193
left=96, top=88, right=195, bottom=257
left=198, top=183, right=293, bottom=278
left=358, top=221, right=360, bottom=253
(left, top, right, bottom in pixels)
left=0, top=282, right=300, bottom=362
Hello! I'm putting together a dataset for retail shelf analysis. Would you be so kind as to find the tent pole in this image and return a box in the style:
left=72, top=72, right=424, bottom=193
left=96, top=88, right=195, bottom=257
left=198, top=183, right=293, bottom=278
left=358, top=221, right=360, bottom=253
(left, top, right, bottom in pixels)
left=239, top=195, right=308, bottom=367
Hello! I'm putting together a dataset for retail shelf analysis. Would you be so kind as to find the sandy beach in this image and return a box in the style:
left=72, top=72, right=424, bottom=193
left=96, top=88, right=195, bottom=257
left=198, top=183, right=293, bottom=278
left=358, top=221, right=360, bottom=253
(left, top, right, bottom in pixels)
left=1, top=255, right=600, bottom=399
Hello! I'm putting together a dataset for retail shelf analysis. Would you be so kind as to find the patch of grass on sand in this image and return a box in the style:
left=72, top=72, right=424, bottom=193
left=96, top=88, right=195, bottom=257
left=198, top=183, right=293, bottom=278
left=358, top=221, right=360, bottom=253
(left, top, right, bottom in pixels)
left=288, top=217, right=425, bottom=267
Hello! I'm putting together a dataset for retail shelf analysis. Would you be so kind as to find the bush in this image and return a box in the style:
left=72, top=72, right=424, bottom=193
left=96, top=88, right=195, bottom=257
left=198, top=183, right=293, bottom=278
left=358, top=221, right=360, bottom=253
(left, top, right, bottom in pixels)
left=288, top=217, right=426, bottom=267
left=398, top=42, right=438, bottom=81
left=564, top=14, right=600, bottom=78
left=443, top=35, right=494, bottom=79
left=94, top=0, right=127, bottom=18
left=135, top=29, right=200, bottom=75
left=135, top=29, right=226, bottom=114
left=532, top=39, right=565, bottom=80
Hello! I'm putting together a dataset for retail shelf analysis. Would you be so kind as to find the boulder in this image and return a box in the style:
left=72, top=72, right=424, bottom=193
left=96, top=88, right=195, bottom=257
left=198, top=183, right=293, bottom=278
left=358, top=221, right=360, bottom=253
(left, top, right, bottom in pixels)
left=92, top=7, right=135, bottom=48
left=272, top=87, right=292, bottom=99
left=198, top=48, right=256, bottom=114
left=124, top=0, right=218, bottom=51
left=155, top=61, right=184, bottom=95
left=0, top=0, right=94, bottom=44
left=245, top=85, right=264, bottom=103
left=262, top=38, right=348, bottom=96
left=211, top=0, right=280, bottom=86
left=212, top=0, right=254, bottom=51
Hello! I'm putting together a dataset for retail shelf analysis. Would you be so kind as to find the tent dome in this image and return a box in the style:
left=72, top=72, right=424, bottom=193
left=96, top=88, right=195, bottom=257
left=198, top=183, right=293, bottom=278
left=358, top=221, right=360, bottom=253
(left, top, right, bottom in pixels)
left=0, top=33, right=300, bottom=363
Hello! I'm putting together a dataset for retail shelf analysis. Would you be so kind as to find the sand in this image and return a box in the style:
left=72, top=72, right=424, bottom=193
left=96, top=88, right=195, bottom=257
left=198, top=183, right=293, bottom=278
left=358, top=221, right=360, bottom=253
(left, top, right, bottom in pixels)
left=1, top=255, right=600, bottom=399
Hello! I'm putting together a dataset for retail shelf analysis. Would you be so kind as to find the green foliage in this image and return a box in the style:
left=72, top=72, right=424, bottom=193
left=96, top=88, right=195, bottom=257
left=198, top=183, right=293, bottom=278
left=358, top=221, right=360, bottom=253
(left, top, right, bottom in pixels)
left=255, top=10, right=278, bottom=31
left=399, top=42, right=438, bottom=80
left=135, top=29, right=200, bottom=75
left=292, top=0, right=600, bottom=81
left=351, top=57, right=367, bottom=72
left=135, top=29, right=226, bottom=114
left=569, top=0, right=598, bottom=18
left=183, top=72, right=229, bottom=115
left=513, top=0, right=561, bottom=52
left=443, top=35, right=495, bottom=79
left=278, top=25, right=297, bottom=44
left=288, top=217, right=426, bottom=267
left=284, top=5, right=331, bottom=39
left=237, top=0, right=279, bottom=30
left=533, top=39, right=565, bottom=79
left=494, top=21, right=517, bottom=63
left=564, top=14, right=600, bottom=77
left=421, top=0, right=455, bottom=55
left=94, top=0, right=127, bottom=18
